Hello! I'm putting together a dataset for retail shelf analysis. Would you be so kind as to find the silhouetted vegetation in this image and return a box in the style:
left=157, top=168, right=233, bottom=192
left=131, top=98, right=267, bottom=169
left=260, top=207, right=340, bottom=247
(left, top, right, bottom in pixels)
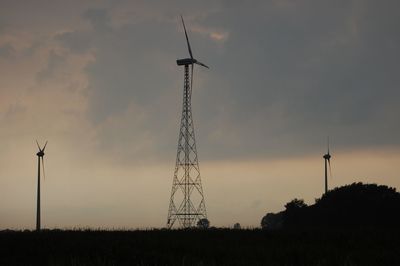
left=1, top=228, right=400, bottom=265
left=2, top=183, right=400, bottom=265
left=197, top=218, right=210, bottom=229
left=261, top=212, right=284, bottom=230
left=262, top=183, right=400, bottom=230
left=233, top=222, right=241, bottom=229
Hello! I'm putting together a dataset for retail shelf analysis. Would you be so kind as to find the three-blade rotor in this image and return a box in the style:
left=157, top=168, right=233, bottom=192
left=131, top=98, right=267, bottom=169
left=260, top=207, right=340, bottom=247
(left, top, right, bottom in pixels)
left=36, top=140, right=48, bottom=155
left=36, top=140, right=48, bottom=180
left=179, top=16, right=209, bottom=69
left=326, top=137, right=332, bottom=179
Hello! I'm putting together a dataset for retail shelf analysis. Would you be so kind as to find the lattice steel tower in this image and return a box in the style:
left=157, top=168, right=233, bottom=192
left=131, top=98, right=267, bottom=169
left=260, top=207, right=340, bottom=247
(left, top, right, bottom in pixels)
left=167, top=16, right=209, bottom=229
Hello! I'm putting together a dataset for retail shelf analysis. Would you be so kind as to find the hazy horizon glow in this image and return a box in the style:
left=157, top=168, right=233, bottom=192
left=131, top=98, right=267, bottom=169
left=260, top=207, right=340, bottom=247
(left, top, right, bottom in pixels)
left=0, top=0, right=399, bottom=229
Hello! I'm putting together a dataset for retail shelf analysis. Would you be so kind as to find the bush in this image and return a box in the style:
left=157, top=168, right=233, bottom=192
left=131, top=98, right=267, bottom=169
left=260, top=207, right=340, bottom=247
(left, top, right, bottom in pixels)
left=197, top=218, right=210, bottom=229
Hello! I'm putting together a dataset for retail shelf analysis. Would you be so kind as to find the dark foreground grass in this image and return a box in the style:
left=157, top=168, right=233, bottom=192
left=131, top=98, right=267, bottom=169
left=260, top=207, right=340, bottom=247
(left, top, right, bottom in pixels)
left=0, top=228, right=399, bottom=266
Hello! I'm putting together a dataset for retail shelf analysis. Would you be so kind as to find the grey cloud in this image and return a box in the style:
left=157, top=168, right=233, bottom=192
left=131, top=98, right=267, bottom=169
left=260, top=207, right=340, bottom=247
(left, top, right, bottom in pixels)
left=83, top=8, right=112, bottom=32
left=22, top=41, right=43, bottom=57
left=83, top=21, right=179, bottom=122
left=56, top=1, right=400, bottom=161
left=56, top=31, right=92, bottom=54
left=0, top=43, right=15, bottom=58
left=193, top=0, right=400, bottom=158
left=54, top=7, right=183, bottom=161
left=0, top=22, right=3, bottom=33
left=4, top=102, right=26, bottom=120
left=36, top=51, right=66, bottom=82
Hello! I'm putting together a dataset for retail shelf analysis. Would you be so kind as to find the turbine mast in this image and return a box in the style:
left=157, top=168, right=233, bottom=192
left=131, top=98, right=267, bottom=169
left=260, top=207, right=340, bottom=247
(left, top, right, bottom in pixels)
left=167, top=17, right=208, bottom=228
left=36, top=155, right=41, bottom=231
left=323, top=138, right=331, bottom=195
left=324, top=156, right=328, bottom=194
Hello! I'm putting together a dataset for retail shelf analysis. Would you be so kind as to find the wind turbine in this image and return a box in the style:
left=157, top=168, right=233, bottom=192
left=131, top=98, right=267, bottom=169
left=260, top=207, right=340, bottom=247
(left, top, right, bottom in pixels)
left=323, top=138, right=332, bottom=194
left=35, top=140, right=47, bottom=231
left=167, top=16, right=209, bottom=228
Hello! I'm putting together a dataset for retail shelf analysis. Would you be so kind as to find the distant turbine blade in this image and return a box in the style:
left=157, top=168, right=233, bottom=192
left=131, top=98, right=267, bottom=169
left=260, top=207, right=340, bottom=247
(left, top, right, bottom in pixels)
left=327, top=136, right=330, bottom=154
left=42, top=157, right=45, bottom=181
left=181, top=15, right=193, bottom=59
left=328, top=158, right=332, bottom=178
left=36, top=140, right=41, bottom=151
left=42, top=141, right=48, bottom=152
left=195, top=61, right=209, bottom=69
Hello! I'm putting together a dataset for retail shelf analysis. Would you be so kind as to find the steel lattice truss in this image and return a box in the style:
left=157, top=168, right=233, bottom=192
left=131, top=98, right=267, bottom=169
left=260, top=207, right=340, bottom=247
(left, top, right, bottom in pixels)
left=167, top=64, right=207, bottom=228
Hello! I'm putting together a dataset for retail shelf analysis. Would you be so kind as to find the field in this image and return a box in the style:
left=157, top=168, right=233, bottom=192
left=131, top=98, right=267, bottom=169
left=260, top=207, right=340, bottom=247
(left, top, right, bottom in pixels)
left=1, top=229, right=399, bottom=266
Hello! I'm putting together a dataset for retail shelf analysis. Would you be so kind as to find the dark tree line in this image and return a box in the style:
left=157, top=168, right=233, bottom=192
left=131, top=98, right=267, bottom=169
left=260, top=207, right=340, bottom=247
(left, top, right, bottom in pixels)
left=262, top=182, right=400, bottom=230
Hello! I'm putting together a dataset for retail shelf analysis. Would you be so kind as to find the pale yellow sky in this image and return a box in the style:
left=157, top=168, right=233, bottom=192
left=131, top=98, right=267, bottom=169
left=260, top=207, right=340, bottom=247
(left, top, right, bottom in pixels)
left=0, top=145, right=399, bottom=229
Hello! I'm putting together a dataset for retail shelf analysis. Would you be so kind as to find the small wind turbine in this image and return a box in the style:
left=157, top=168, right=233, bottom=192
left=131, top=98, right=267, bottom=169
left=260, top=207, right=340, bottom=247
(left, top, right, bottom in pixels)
left=323, top=138, right=332, bottom=194
left=35, top=140, right=47, bottom=231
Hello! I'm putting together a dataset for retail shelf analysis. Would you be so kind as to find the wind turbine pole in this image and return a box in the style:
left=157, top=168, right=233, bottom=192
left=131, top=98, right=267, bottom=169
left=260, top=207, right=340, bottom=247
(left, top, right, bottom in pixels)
left=324, top=157, right=328, bottom=194
left=35, top=140, right=46, bottom=231
left=323, top=138, right=331, bottom=195
left=184, top=63, right=190, bottom=227
left=36, top=155, right=41, bottom=231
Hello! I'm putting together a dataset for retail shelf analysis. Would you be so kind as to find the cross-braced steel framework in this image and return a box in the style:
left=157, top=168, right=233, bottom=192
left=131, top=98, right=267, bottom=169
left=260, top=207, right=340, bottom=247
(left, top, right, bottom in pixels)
left=167, top=64, right=207, bottom=228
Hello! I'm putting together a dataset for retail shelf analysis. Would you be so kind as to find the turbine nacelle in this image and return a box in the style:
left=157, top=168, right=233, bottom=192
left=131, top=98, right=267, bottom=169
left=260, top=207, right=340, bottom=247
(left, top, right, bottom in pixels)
left=177, top=58, right=197, bottom=66
left=323, top=153, right=331, bottom=160
left=36, top=140, right=47, bottom=157
left=323, top=136, right=332, bottom=161
left=176, top=58, right=209, bottom=68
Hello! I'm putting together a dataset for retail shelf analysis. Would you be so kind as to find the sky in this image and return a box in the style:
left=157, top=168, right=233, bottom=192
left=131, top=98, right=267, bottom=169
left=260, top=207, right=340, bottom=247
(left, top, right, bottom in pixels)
left=0, top=0, right=399, bottom=229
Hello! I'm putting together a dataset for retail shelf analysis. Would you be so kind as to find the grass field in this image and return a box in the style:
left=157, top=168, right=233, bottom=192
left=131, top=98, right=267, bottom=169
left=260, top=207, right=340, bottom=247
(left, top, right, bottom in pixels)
left=1, top=228, right=399, bottom=266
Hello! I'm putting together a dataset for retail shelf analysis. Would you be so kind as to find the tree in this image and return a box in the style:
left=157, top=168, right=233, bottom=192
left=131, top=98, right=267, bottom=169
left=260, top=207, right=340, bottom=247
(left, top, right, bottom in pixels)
left=284, top=198, right=307, bottom=211
left=261, top=212, right=284, bottom=230
left=283, top=199, right=308, bottom=228
left=233, top=223, right=241, bottom=229
left=262, top=183, right=400, bottom=230
left=197, top=218, right=210, bottom=229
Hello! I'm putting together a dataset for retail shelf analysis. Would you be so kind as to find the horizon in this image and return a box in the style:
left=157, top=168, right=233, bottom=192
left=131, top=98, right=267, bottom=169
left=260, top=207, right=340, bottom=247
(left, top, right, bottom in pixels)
left=1, top=0, right=400, bottom=230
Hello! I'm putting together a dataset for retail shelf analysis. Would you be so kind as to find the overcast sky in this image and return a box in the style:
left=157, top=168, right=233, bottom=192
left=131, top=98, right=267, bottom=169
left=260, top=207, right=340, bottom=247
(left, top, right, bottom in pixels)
left=0, top=0, right=399, bottom=229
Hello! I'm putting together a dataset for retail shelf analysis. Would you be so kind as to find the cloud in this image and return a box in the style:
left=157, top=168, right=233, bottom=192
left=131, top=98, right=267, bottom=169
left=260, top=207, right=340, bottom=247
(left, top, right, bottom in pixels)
left=2, top=0, right=397, bottom=164
left=4, top=102, right=26, bottom=119
left=36, top=50, right=67, bottom=82
left=192, top=0, right=400, bottom=158
left=0, top=43, right=15, bottom=58
left=51, top=1, right=400, bottom=163
left=55, top=31, right=93, bottom=54
left=83, top=8, right=112, bottom=32
left=209, top=32, right=228, bottom=42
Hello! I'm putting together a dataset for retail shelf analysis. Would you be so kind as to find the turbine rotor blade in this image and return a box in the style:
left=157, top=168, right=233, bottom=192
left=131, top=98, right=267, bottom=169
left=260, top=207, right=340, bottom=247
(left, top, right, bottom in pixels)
left=42, top=141, right=48, bottom=152
left=36, top=140, right=41, bottom=151
left=181, top=15, right=193, bottom=59
left=327, top=136, right=330, bottom=154
left=195, top=61, right=209, bottom=69
left=328, top=158, right=332, bottom=178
